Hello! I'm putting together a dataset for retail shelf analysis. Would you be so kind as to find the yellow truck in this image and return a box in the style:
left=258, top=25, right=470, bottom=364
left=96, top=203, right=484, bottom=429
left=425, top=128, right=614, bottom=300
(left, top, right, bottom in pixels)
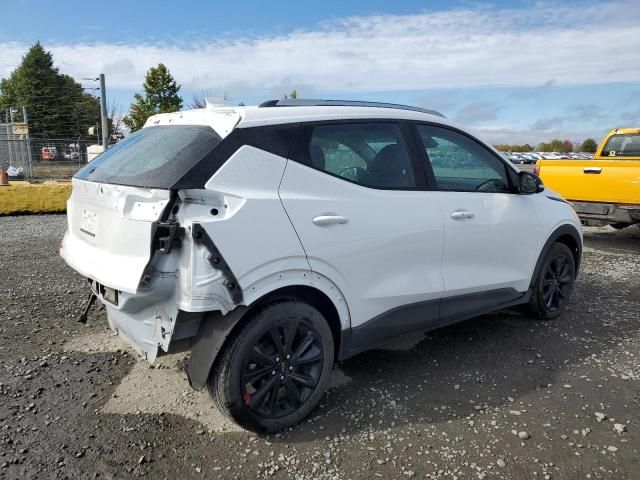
left=535, top=128, right=640, bottom=228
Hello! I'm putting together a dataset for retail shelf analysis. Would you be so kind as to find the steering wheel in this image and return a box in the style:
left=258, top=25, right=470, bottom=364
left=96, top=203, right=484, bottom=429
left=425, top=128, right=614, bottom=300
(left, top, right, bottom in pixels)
left=476, top=178, right=506, bottom=192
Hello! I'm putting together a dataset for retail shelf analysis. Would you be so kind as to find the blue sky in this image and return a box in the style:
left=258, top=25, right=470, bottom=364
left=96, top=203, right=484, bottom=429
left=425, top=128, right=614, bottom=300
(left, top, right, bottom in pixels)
left=1, top=0, right=639, bottom=145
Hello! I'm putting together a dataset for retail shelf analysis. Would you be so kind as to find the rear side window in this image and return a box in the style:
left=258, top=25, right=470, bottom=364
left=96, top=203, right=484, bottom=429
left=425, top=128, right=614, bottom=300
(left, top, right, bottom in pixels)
left=602, top=134, right=640, bottom=157
left=75, top=125, right=222, bottom=188
left=297, top=123, right=416, bottom=188
left=416, top=125, right=510, bottom=193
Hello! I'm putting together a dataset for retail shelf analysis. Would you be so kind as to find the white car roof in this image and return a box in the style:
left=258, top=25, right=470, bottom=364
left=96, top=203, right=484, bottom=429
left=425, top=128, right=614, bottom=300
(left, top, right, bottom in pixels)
left=145, top=102, right=459, bottom=135
left=238, top=105, right=452, bottom=128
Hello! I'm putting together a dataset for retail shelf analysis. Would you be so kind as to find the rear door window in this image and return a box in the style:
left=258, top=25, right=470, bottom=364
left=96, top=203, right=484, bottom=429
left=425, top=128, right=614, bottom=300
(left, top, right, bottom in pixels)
left=602, top=134, right=640, bottom=157
left=296, top=123, right=417, bottom=189
left=75, top=125, right=222, bottom=188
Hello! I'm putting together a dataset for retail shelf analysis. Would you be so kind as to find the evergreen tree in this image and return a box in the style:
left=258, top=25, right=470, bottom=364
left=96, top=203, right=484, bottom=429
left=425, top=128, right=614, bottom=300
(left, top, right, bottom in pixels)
left=123, top=64, right=182, bottom=132
left=0, top=42, right=101, bottom=139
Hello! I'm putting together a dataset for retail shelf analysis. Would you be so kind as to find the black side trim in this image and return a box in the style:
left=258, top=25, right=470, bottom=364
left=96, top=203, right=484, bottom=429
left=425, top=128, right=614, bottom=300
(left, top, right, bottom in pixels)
left=173, top=123, right=301, bottom=189
left=439, top=288, right=524, bottom=321
left=339, top=288, right=527, bottom=360
left=191, top=223, right=243, bottom=304
left=546, top=195, right=571, bottom=205
left=186, top=307, right=248, bottom=390
left=344, top=300, right=439, bottom=359
left=529, top=224, right=582, bottom=286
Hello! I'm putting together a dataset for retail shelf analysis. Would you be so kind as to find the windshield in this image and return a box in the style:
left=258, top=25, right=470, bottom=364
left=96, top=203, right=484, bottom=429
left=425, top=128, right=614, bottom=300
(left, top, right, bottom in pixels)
left=75, top=125, right=222, bottom=188
left=602, top=133, right=640, bottom=157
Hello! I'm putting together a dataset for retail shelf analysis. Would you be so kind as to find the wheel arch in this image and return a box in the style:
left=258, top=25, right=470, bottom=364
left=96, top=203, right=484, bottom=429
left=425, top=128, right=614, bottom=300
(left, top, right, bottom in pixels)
left=244, top=285, right=343, bottom=359
left=530, top=223, right=582, bottom=290
left=186, top=279, right=349, bottom=391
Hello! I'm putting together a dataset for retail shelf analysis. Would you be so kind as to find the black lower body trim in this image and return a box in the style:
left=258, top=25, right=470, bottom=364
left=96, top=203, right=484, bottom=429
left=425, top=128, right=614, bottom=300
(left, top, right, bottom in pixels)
left=339, top=288, right=527, bottom=360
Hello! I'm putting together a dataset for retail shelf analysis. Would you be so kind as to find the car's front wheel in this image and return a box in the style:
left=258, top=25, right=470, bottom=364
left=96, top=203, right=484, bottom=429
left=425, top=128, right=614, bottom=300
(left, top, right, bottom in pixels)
left=208, top=298, right=334, bottom=432
left=527, top=242, right=576, bottom=319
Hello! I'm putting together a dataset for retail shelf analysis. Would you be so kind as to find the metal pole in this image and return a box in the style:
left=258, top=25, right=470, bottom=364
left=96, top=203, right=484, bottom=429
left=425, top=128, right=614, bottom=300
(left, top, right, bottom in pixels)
left=7, top=108, right=14, bottom=168
left=23, top=106, right=33, bottom=179
left=2, top=109, right=10, bottom=172
left=99, top=73, right=109, bottom=150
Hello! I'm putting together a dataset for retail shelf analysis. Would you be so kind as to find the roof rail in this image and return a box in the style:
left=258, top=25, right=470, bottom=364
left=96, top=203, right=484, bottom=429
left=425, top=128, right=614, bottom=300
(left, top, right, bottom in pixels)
left=257, top=99, right=446, bottom=118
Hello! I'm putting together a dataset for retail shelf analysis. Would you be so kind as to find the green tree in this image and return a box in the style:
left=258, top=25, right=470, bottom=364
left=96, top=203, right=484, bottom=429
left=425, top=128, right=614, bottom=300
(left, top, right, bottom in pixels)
left=0, top=42, right=101, bottom=139
left=493, top=143, right=535, bottom=152
left=283, top=89, right=298, bottom=99
left=521, top=143, right=534, bottom=152
left=123, top=64, right=182, bottom=132
left=580, top=138, right=598, bottom=152
left=538, top=139, right=563, bottom=152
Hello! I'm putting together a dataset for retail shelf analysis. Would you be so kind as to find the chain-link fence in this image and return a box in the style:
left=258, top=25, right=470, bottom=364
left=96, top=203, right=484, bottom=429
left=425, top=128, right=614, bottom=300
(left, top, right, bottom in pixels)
left=0, top=122, right=33, bottom=179
left=0, top=123, right=95, bottom=181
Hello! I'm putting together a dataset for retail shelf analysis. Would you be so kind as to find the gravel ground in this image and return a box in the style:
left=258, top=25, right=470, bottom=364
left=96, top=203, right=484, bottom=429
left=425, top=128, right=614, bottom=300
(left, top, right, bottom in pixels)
left=0, top=214, right=639, bottom=479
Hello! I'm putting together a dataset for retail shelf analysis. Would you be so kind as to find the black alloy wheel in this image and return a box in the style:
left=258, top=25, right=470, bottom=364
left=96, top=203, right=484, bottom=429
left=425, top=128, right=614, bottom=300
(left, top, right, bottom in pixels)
left=527, top=242, right=576, bottom=319
left=241, top=319, right=324, bottom=418
left=208, top=299, right=334, bottom=432
left=541, top=253, right=574, bottom=311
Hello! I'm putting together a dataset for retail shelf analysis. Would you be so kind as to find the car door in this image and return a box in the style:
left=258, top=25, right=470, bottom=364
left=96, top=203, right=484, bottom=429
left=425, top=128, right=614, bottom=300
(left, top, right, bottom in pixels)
left=412, top=123, right=540, bottom=306
left=279, top=121, right=445, bottom=339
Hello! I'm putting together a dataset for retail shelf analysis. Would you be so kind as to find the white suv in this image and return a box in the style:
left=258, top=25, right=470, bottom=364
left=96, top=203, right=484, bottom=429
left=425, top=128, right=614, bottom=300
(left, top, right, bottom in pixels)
left=61, top=99, right=582, bottom=432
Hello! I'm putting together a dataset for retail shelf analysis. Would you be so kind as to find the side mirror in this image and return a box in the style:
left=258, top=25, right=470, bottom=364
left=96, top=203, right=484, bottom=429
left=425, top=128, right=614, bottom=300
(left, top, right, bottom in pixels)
left=518, top=171, right=544, bottom=194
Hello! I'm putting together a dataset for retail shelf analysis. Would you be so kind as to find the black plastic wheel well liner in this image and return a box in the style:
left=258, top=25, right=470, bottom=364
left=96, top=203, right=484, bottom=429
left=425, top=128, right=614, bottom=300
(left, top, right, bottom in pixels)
left=530, top=224, right=582, bottom=290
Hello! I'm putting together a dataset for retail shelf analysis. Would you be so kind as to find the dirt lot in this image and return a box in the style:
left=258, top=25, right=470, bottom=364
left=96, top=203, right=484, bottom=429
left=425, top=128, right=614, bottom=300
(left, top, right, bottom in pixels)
left=0, top=215, right=638, bottom=479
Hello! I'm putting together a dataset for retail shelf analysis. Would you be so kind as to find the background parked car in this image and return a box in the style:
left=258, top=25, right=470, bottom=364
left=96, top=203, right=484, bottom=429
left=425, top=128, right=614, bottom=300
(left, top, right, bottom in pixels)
left=41, top=146, right=57, bottom=161
left=506, top=153, right=537, bottom=164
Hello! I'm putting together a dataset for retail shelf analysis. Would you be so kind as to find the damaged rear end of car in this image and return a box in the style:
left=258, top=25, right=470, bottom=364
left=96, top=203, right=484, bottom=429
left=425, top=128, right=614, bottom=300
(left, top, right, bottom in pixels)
left=61, top=109, right=245, bottom=362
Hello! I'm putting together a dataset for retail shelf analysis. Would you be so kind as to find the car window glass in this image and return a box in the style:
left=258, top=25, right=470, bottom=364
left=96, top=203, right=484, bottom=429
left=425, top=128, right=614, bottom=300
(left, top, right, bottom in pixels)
left=602, top=133, right=640, bottom=157
left=308, top=123, right=416, bottom=188
left=416, top=125, right=510, bottom=192
left=74, top=125, right=222, bottom=188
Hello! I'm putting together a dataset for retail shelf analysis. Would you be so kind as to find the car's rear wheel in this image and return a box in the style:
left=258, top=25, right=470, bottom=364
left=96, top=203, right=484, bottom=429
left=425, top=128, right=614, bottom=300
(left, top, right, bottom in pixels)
left=208, top=299, right=334, bottom=432
left=527, top=242, right=576, bottom=319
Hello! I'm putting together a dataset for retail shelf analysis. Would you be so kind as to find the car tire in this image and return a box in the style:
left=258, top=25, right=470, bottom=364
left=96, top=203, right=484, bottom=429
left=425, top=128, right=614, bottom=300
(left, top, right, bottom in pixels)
left=208, top=298, right=334, bottom=433
left=526, top=242, right=576, bottom=320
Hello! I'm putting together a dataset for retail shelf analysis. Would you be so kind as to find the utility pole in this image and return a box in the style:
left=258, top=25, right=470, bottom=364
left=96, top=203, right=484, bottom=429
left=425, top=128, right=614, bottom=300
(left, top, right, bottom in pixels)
left=23, top=106, right=33, bottom=178
left=7, top=107, right=15, bottom=169
left=99, top=73, right=109, bottom=150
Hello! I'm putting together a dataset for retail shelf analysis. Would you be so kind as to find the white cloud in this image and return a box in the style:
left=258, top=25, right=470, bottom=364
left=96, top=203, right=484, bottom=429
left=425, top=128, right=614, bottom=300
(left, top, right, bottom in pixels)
left=1, top=1, right=638, bottom=94
left=470, top=124, right=611, bottom=146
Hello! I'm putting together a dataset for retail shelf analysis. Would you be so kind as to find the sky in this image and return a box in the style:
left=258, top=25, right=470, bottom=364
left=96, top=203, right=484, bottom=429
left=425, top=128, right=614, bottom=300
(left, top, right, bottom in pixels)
left=1, top=0, right=639, bottom=145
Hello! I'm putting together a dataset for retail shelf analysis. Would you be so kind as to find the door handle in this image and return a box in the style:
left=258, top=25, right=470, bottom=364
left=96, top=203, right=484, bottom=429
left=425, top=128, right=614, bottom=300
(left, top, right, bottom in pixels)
left=583, top=167, right=602, bottom=174
left=312, top=215, right=349, bottom=226
left=450, top=210, right=474, bottom=220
